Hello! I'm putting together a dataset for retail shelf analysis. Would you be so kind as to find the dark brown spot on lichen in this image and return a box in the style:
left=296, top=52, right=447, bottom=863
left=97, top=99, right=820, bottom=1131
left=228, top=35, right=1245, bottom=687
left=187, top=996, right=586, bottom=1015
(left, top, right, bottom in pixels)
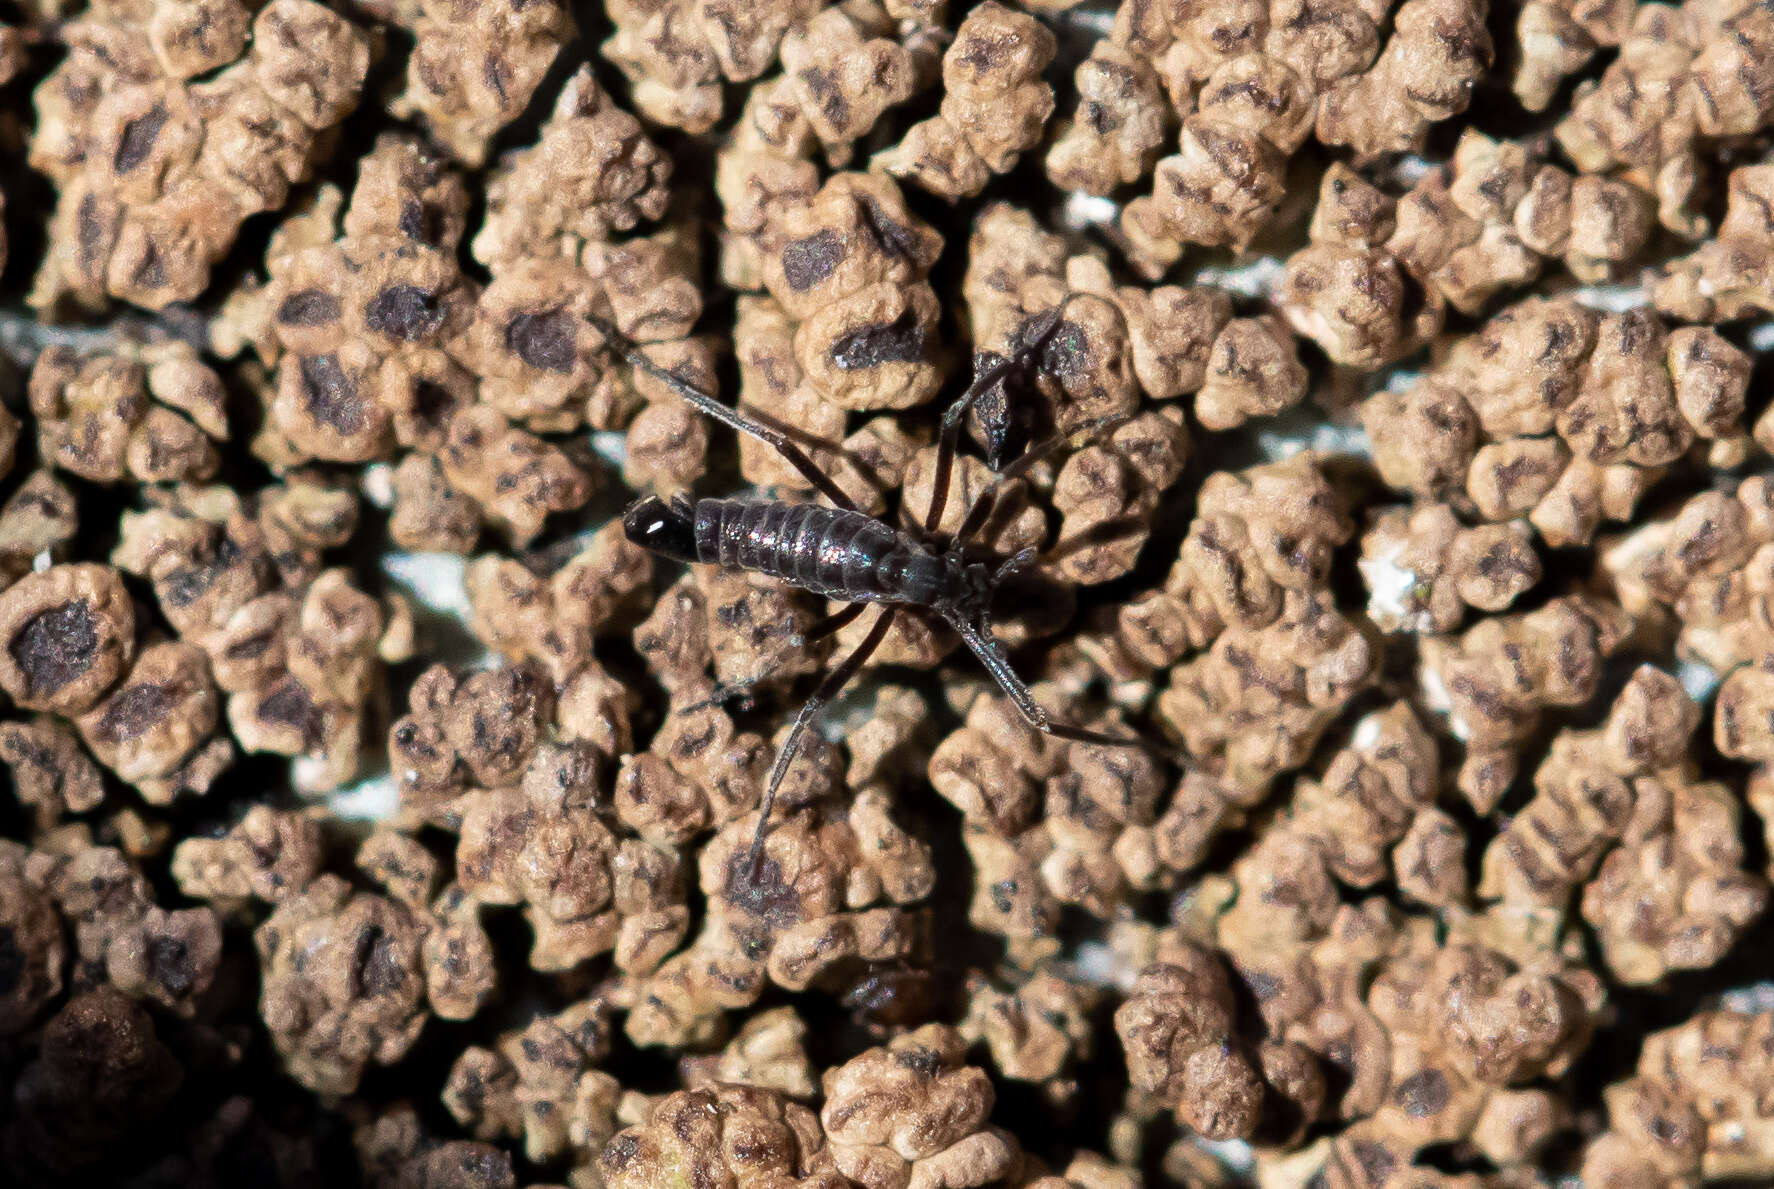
left=115, top=105, right=169, bottom=174
left=147, top=936, right=193, bottom=996
left=93, top=683, right=178, bottom=743
left=484, top=54, right=511, bottom=105
left=892, top=1044, right=943, bottom=1077
left=277, top=289, right=340, bottom=326
left=725, top=851, right=801, bottom=929
left=603, top=1133, right=641, bottom=1172
left=9, top=602, right=98, bottom=698
left=134, top=241, right=166, bottom=291
left=351, top=925, right=403, bottom=997
left=1349, top=1139, right=1396, bottom=1181
left=77, top=192, right=107, bottom=270
left=830, top=312, right=926, bottom=370
left=365, top=284, right=446, bottom=342
left=505, top=310, right=577, bottom=373
left=158, top=564, right=216, bottom=610
left=222, top=629, right=278, bottom=662
left=955, top=30, right=1010, bottom=73
left=257, top=678, right=322, bottom=747
left=298, top=355, right=365, bottom=434
left=1394, top=1067, right=1450, bottom=1117
left=398, top=197, right=442, bottom=244
left=798, top=68, right=850, bottom=130
left=856, top=196, right=923, bottom=264
left=780, top=229, right=845, bottom=292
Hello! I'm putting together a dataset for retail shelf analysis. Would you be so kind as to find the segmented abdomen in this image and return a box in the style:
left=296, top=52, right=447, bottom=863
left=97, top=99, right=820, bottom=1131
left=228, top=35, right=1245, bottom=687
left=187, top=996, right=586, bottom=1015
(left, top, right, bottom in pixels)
left=693, top=499, right=909, bottom=602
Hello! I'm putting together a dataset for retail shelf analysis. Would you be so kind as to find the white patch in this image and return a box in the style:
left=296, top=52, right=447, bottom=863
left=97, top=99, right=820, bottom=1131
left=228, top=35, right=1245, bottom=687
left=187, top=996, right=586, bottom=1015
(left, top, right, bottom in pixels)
left=1352, top=712, right=1383, bottom=750
left=1061, top=4, right=1116, bottom=36
left=329, top=773, right=400, bottom=821
left=1419, top=664, right=1451, bottom=713
left=1191, top=1137, right=1255, bottom=1175
left=1570, top=283, right=1649, bottom=312
left=361, top=463, right=394, bottom=508
left=381, top=551, right=472, bottom=621
left=32, top=550, right=52, bottom=573
left=1062, top=191, right=1121, bottom=230
left=1750, top=321, right=1774, bottom=352
left=1258, top=433, right=1306, bottom=460
left=1677, top=658, right=1720, bottom=701
left=1068, top=940, right=1142, bottom=993
left=1193, top=256, right=1286, bottom=300
left=1255, top=433, right=1312, bottom=461
left=1357, top=538, right=1419, bottom=628
left=1389, top=154, right=1436, bottom=185
left=1717, top=981, right=1774, bottom=1013
left=591, top=430, right=628, bottom=468
left=1386, top=366, right=1424, bottom=392
left=1256, top=419, right=1372, bottom=461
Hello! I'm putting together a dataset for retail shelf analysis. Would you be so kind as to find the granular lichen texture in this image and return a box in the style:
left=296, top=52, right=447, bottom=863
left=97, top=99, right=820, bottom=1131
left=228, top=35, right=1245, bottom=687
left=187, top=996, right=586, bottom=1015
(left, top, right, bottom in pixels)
left=7, top=1, right=1774, bottom=1186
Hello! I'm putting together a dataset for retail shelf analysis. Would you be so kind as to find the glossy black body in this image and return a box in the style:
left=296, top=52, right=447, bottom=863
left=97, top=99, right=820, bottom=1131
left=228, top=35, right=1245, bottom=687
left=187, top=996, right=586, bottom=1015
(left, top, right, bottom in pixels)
left=598, top=302, right=1142, bottom=881
left=694, top=498, right=952, bottom=605
left=623, top=495, right=699, bottom=562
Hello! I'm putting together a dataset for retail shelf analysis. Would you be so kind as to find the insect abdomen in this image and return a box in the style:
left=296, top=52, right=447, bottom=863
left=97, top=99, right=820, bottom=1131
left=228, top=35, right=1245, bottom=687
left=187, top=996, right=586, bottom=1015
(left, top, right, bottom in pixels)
left=693, top=499, right=917, bottom=602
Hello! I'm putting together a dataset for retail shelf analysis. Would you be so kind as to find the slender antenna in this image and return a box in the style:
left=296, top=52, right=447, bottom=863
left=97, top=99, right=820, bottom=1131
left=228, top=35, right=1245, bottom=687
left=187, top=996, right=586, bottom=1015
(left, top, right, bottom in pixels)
left=588, top=313, right=861, bottom=513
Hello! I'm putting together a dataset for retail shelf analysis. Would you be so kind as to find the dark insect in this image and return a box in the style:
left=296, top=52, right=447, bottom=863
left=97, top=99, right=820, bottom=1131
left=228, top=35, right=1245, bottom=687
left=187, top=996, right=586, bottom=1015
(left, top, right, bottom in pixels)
left=589, top=305, right=1146, bottom=878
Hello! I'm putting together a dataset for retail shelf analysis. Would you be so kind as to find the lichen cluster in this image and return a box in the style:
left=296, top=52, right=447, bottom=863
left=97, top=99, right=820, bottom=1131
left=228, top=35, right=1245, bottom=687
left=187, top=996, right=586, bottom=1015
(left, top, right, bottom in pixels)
left=3, top=0, right=1774, bottom=1186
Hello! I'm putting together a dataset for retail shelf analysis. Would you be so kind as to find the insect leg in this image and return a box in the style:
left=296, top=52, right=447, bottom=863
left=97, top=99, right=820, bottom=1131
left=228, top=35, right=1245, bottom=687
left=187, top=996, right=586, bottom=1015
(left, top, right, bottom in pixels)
left=955, top=412, right=1133, bottom=546
left=746, top=606, right=897, bottom=880
left=949, top=617, right=1053, bottom=728
left=923, top=357, right=1012, bottom=533
left=587, top=314, right=860, bottom=513
left=1040, top=719, right=1159, bottom=750
left=978, top=548, right=1037, bottom=641
left=806, top=602, right=870, bottom=641
left=675, top=604, right=869, bottom=713
left=948, top=616, right=1147, bottom=751
left=923, top=297, right=1083, bottom=533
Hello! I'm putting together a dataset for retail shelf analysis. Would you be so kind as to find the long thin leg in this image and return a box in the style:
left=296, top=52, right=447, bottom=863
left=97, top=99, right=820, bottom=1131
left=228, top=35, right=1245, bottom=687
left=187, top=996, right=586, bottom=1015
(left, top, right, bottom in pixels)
left=1043, top=514, right=1148, bottom=566
left=588, top=313, right=860, bottom=513
left=923, top=298, right=1084, bottom=533
left=948, top=616, right=1147, bottom=751
left=805, top=601, right=869, bottom=642
left=746, top=606, right=897, bottom=879
left=954, top=412, right=1133, bottom=546
left=675, top=604, right=870, bottom=713
left=923, top=354, right=1014, bottom=533
left=978, top=548, right=1037, bottom=641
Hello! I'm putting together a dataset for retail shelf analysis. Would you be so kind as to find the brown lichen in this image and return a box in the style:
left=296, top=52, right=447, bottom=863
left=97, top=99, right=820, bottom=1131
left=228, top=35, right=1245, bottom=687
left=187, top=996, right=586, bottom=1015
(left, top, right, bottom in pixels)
left=29, top=0, right=370, bottom=311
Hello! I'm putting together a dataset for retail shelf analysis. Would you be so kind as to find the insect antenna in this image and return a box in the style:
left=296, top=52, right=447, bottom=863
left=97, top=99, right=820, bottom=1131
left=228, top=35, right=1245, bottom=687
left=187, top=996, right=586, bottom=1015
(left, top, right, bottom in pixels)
left=587, top=313, right=860, bottom=512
